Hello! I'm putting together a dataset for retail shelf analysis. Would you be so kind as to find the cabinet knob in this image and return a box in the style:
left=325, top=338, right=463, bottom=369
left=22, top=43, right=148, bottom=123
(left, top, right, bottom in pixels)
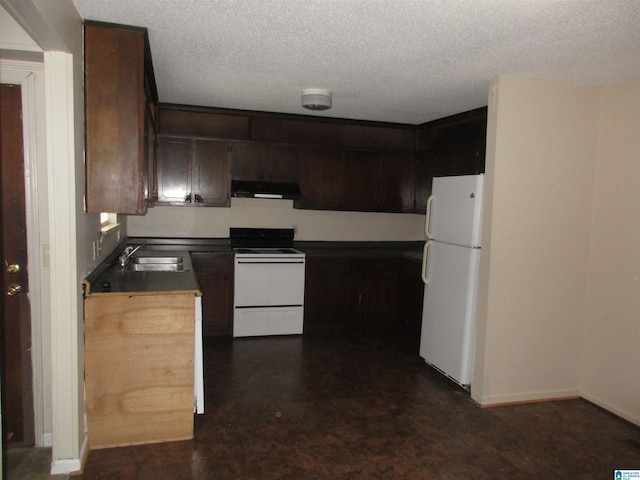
left=7, top=283, right=22, bottom=297
left=6, top=264, right=20, bottom=274
left=185, top=193, right=192, bottom=202
left=194, top=194, right=203, bottom=203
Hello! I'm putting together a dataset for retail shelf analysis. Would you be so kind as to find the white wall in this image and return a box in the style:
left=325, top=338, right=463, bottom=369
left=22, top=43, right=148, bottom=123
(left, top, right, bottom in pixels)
left=473, top=76, right=599, bottom=405
left=128, top=200, right=425, bottom=241
left=580, top=80, right=640, bottom=424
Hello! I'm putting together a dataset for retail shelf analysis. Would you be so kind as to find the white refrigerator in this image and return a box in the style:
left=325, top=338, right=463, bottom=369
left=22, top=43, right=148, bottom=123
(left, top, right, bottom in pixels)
left=419, top=174, right=484, bottom=389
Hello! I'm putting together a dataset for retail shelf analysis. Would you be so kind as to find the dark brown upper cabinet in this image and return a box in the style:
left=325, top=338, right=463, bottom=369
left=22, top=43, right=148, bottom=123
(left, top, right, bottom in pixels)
left=296, top=146, right=344, bottom=211
left=342, top=149, right=381, bottom=211
left=414, top=107, right=487, bottom=212
left=84, top=21, right=158, bottom=214
left=152, top=104, right=486, bottom=214
left=379, top=151, right=416, bottom=213
left=156, top=137, right=230, bottom=206
left=157, top=106, right=250, bottom=139
left=229, top=142, right=300, bottom=183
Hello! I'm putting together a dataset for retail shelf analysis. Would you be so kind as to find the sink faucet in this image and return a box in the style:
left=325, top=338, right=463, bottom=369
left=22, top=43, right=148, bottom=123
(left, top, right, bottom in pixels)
left=118, top=245, right=143, bottom=267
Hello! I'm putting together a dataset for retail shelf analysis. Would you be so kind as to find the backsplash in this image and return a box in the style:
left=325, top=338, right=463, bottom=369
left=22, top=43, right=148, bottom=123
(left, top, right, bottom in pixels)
left=127, top=198, right=425, bottom=241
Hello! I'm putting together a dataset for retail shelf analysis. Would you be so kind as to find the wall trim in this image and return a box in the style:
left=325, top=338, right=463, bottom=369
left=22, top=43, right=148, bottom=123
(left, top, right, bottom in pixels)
left=471, top=388, right=580, bottom=406
left=50, top=433, right=87, bottom=475
left=579, top=392, right=640, bottom=428
left=0, top=58, right=48, bottom=447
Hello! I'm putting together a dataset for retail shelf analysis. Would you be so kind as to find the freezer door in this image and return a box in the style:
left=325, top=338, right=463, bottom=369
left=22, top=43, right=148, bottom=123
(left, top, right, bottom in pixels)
left=427, top=174, right=484, bottom=247
left=419, top=241, right=481, bottom=387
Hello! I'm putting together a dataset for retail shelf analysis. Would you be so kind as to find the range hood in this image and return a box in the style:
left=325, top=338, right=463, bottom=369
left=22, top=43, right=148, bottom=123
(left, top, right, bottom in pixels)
left=231, top=180, right=302, bottom=200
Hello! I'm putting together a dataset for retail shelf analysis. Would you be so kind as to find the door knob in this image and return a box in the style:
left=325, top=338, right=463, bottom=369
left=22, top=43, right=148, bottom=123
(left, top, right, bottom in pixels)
left=7, top=283, right=22, bottom=296
left=6, top=263, right=20, bottom=274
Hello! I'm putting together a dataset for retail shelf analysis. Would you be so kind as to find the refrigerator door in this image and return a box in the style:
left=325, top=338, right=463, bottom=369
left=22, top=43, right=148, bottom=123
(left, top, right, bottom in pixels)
left=420, top=241, right=481, bottom=388
left=426, top=174, right=484, bottom=248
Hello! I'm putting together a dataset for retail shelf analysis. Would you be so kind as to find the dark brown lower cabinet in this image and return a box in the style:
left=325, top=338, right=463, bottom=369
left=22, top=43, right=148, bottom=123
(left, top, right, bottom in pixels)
left=304, top=255, right=401, bottom=334
left=193, top=252, right=422, bottom=338
left=191, top=252, right=234, bottom=337
left=354, top=257, right=398, bottom=329
left=396, top=258, right=424, bottom=335
left=304, top=256, right=355, bottom=333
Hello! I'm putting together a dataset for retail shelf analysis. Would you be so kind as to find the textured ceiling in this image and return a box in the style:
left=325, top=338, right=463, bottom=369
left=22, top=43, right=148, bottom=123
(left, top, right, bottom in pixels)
left=72, top=0, right=640, bottom=124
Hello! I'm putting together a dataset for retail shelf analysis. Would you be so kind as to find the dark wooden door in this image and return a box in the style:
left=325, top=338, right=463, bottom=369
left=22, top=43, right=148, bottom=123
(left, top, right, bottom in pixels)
left=262, top=144, right=300, bottom=183
left=397, top=259, right=424, bottom=336
left=229, top=142, right=262, bottom=181
left=193, top=140, right=230, bottom=206
left=354, top=258, right=398, bottom=329
left=379, top=151, right=416, bottom=212
left=303, top=256, right=355, bottom=333
left=297, top=146, right=344, bottom=210
left=342, top=149, right=380, bottom=211
left=1, top=84, right=34, bottom=446
left=191, top=253, right=234, bottom=337
left=155, top=136, right=192, bottom=204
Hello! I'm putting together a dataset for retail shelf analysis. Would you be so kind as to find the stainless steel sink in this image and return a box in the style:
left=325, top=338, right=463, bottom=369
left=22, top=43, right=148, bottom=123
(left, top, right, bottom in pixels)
left=128, top=263, right=185, bottom=272
left=132, top=256, right=183, bottom=264
left=127, top=255, right=186, bottom=272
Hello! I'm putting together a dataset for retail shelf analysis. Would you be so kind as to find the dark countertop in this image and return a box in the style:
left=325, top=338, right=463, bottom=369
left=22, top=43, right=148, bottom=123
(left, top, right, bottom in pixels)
left=85, top=238, right=425, bottom=295
left=295, top=241, right=423, bottom=263
left=84, top=249, right=201, bottom=296
left=129, top=237, right=424, bottom=262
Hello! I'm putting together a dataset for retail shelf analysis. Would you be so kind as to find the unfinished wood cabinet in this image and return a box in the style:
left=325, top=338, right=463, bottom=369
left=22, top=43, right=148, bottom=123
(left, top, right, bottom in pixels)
left=84, top=294, right=195, bottom=448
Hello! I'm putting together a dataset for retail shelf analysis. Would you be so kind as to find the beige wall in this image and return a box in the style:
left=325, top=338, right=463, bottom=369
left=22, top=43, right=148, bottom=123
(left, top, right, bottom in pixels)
left=128, top=199, right=426, bottom=241
left=580, top=80, right=640, bottom=424
left=473, top=76, right=599, bottom=405
left=474, top=75, right=640, bottom=426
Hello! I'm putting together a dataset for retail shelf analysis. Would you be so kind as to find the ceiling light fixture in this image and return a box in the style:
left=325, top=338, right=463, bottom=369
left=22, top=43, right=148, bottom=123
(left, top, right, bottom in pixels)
left=302, top=88, right=332, bottom=111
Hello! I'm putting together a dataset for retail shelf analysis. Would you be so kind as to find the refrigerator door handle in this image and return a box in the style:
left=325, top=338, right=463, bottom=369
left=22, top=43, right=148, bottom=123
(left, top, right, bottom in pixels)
left=425, top=194, right=435, bottom=240
left=421, top=240, right=433, bottom=285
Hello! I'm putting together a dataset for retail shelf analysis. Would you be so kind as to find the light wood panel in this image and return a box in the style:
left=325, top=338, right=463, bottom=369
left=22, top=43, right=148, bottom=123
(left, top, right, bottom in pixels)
left=85, top=294, right=195, bottom=448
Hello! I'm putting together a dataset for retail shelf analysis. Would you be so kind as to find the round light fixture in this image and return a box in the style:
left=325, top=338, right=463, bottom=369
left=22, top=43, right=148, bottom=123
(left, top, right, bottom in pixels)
left=302, top=88, right=332, bottom=111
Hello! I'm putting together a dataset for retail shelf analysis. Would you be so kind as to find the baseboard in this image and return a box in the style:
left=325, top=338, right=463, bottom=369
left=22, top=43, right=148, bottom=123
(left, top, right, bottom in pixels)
left=579, top=392, right=640, bottom=427
left=42, top=432, right=53, bottom=447
left=49, top=433, right=89, bottom=475
left=471, top=388, right=580, bottom=407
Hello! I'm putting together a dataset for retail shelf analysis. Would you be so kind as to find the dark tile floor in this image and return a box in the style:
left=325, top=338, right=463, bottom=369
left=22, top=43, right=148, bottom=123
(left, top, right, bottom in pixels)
left=5, top=446, right=68, bottom=480
left=25, top=331, right=640, bottom=479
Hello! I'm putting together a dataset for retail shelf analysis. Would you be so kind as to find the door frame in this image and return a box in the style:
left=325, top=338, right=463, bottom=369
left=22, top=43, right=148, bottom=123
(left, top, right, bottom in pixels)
left=1, top=59, right=49, bottom=447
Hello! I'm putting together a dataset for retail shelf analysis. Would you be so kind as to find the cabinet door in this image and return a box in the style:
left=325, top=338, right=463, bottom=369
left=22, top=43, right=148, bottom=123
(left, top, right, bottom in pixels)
left=342, top=149, right=381, bottom=211
left=354, top=258, right=398, bottom=329
left=262, top=144, right=300, bottom=183
left=230, top=142, right=262, bottom=181
left=414, top=151, right=433, bottom=213
left=85, top=23, right=149, bottom=214
left=379, top=151, right=415, bottom=212
left=304, top=256, right=355, bottom=333
left=144, top=95, right=156, bottom=206
left=297, top=146, right=344, bottom=210
left=193, top=140, right=231, bottom=206
left=156, top=136, right=192, bottom=204
left=397, top=259, right=424, bottom=336
left=192, top=253, right=234, bottom=337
